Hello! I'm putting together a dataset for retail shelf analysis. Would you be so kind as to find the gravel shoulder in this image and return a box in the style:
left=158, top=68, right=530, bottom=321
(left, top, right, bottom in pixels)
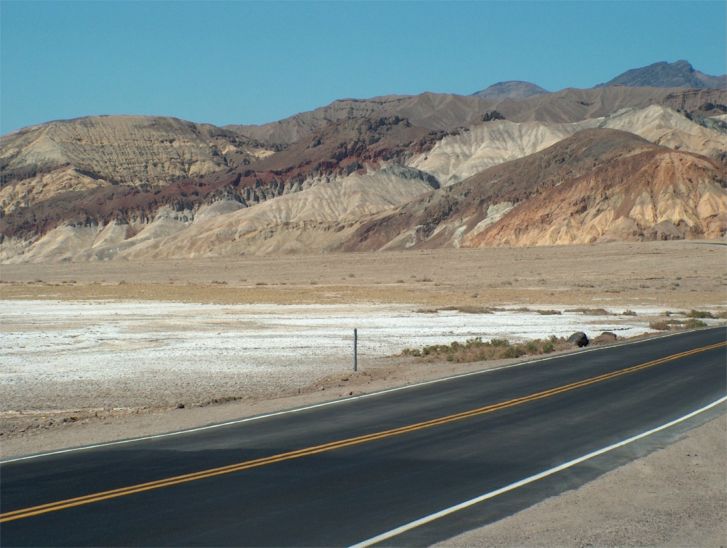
left=438, top=413, right=727, bottom=547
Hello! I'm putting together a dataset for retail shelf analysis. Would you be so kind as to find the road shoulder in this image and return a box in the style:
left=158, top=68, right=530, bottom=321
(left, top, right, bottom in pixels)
left=437, top=413, right=727, bottom=547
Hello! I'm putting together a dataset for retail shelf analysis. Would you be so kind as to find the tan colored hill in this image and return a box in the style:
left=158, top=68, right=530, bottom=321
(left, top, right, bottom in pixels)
left=3, top=124, right=725, bottom=262
left=344, top=129, right=727, bottom=251
left=468, top=151, right=726, bottom=246
left=602, top=105, right=727, bottom=158
left=0, top=166, right=438, bottom=262
left=2, top=87, right=727, bottom=263
left=407, top=105, right=727, bottom=186
left=407, top=121, right=588, bottom=186
left=122, top=167, right=437, bottom=259
left=0, top=115, right=271, bottom=216
left=0, top=115, right=444, bottom=245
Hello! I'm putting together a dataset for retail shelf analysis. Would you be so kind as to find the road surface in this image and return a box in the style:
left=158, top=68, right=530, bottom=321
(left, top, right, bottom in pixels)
left=1, top=327, right=725, bottom=546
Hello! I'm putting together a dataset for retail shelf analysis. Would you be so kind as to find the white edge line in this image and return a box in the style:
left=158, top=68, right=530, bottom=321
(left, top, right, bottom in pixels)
left=1, top=328, right=720, bottom=464
left=350, top=395, right=727, bottom=548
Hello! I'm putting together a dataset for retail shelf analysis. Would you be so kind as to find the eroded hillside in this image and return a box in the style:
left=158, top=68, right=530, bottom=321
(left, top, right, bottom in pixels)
left=0, top=115, right=273, bottom=215
left=345, top=129, right=727, bottom=250
left=1, top=62, right=726, bottom=262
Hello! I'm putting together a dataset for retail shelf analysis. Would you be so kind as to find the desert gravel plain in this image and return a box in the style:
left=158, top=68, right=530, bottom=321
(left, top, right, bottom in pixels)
left=1, top=240, right=726, bottom=545
left=1, top=240, right=725, bottom=306
left=1, top=240, right=726, bottom=450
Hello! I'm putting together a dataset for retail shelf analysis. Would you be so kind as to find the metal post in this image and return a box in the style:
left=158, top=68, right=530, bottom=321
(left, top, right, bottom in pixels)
left=353, top=328, right=358, bottom=372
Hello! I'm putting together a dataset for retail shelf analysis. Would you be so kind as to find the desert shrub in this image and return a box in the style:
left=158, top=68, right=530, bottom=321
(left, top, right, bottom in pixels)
left=537, top=309, right=562, bottom=315
left=459, top=306, right=492, bottom=314
left=401, top=348, right=421, bottom=357
left=525, top=341, right=540, bottom=353
left=684, top=319, right=708, bottom=329
left=622, top=309, right=637, bottom=316
left=648, top=318, right=708, bottom=331
left=572, top=308, right=610, bottom=316
left=438, top=305, right=492, bottom=314
left=649, top=320, right=672, bottom=331
left=687, top=310, right=714, bottom=319
left=399, top=335, right=570, bottom=363
left=502, top=346, right=526, bottom=359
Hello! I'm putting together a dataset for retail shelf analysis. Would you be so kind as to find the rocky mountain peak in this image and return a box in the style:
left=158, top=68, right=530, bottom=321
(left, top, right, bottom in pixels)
left=598, top=60, right=726, bottom=89
left=472, top=80, right=549, bottom=99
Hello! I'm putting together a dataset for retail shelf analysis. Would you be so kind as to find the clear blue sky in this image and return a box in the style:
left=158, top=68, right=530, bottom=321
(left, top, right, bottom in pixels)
left=1, top=1, right=725, bottom=134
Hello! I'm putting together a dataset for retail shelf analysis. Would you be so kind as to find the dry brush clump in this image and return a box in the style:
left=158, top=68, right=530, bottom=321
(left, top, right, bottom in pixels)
left=686, top=309, right=715, bottom=319
left=649, top=318, right=708, bottom=330
left=571, top=307, right=611, bottom=316
left=400, top=336, right=572, bottom=363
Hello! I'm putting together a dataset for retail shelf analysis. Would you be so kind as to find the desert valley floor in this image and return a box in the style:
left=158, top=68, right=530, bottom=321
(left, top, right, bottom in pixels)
left=2, top=241, right=726, bottom=547
left=1, top=240, right=726, bottom=452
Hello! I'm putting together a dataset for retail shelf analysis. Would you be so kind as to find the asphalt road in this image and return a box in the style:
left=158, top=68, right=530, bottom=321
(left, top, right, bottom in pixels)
left=1, top=327, right=725, bottom=546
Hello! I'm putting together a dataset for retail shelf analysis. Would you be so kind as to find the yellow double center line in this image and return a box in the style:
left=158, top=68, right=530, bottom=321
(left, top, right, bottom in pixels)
left=2, top=340, right=724, bottom=524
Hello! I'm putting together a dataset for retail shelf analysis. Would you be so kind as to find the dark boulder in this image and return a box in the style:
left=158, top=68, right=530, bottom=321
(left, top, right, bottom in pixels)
left=593, top=331, right=618, bottom=344
left=567, top=331, right=589, bottom=347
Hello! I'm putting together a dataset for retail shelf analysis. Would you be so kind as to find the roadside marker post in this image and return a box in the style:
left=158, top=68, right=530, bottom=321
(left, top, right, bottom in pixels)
left=354, top=328, right=358, bottom=372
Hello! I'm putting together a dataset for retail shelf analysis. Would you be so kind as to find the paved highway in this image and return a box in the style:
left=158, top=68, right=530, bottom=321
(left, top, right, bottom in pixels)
left=1, top=327, right=725, bottom=546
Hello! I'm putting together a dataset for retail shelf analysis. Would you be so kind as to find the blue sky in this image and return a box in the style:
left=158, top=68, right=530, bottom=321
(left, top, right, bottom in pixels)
left=1, top=1, right=725, bottom=134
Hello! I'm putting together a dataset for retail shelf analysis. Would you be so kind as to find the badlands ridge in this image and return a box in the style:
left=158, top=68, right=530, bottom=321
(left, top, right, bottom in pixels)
left=1, top=61, right=726, bottom=262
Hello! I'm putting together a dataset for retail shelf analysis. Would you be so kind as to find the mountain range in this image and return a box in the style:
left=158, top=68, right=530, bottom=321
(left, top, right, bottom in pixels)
left=1, top=60, right=725, bottom=262
left=597, top=60, right=727, bottom=89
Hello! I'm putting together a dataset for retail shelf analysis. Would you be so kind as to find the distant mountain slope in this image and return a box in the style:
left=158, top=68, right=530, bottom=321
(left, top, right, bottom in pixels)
left=344, top=129, right=727, bottom=250
left=231, top=87, right=727, bottom=147
left=227, top=97, right=409, bottom=147
left=0, top=115, right=445, bottom=243
left=598, top=60, right=727, bottom=89
left=406, top=105, right=727, bottom=186
left=472, top=81, right=549, bottom=99
left=3, top=106, right=726, bottom=261
left=0, top=116, right=271, bottom=216
left=3, top=59, right=727, bottom=263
